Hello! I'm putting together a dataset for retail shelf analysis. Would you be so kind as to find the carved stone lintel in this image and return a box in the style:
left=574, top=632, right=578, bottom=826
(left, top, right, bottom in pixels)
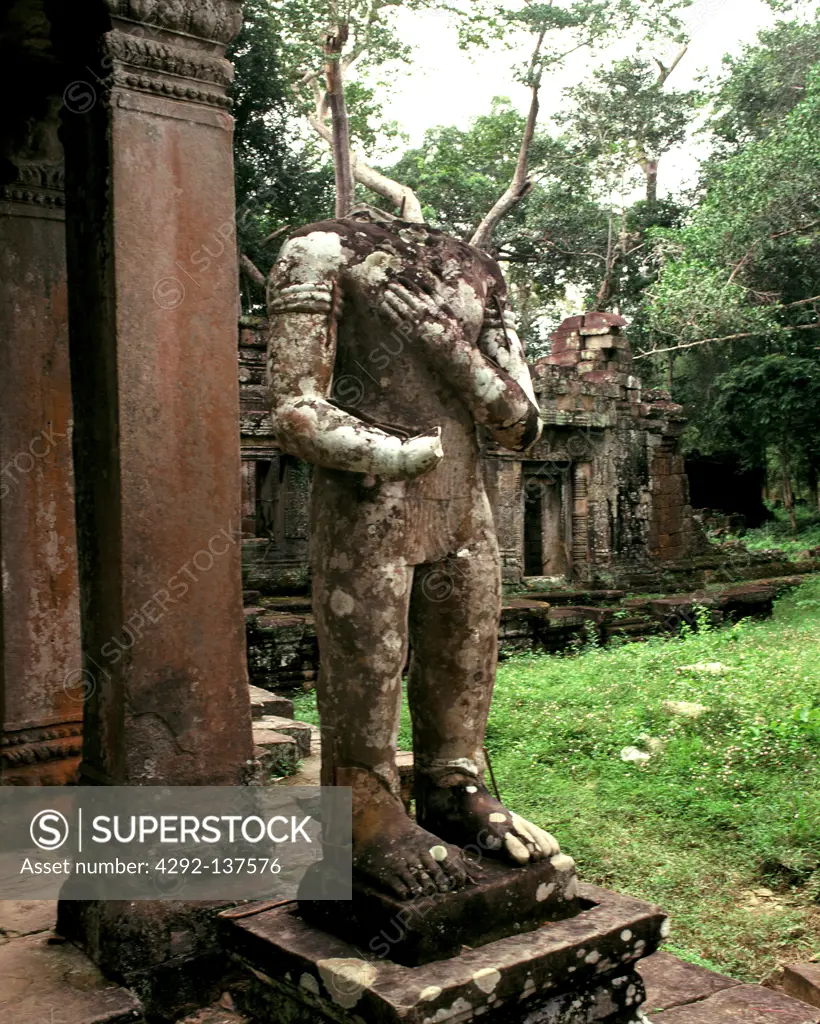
left=0, top=161, right=66, bottom=208
left=1, top=721, right=83, bottom=784
left=105, top=0, right=244, bottom=44
left=109, top=63, right=233, bottom=108
left=104, top=32, right=234, bottom=87
left=101, top=25, right=236, bottom=109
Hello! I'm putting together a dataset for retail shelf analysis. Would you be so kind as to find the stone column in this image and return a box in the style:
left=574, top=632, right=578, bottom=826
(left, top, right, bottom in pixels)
left=572, top=463, right=592, bottom=572
left=54, top=3, right=254, bottom=1013
left=484, top=456, right=524, bottom=583
left=60, top=0, right=253, bottom=789
left=0, top=113, right=84, bottom=785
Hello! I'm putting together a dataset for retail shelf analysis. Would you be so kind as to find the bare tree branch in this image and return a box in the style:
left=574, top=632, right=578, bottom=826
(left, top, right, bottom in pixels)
left=728, top=220, right=820, bottom=284
left=653, top=44, right=688, bottom=86
left=260, top=225, right=291, bottom=245
left=634, top=321, right=818, bottom=360
left=470, top=28, right=546, bottom=249
left=240, top=253, right=266, bottom=289
left=781, top=293, right=820, bottom=310
left=306, top=107, right=424, bottom=221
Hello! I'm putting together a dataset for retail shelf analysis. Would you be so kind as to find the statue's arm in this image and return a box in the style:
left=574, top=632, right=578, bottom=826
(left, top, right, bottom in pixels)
left=475, top=296, right=543, bottom=451
left=267, top=232, right=443, bottom=479
left=379, top=280, right=541, bottom=452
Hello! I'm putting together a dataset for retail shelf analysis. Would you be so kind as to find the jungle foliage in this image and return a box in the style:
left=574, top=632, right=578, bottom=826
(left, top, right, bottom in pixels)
left=231, top=1, right=820, bottom=509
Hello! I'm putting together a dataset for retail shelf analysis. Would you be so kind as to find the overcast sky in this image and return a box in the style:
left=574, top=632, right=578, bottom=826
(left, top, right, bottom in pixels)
left=372, top=0, right=786, bottom=196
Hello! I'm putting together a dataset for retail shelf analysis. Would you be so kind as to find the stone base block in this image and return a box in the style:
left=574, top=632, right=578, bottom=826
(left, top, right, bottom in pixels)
left=220, top=883, right=667, bottom=1024
left=254, top=715, right=312, bottom=756
left=57, top=898, right=239, bottom=1022
left=782, top=963, right=820, bottom=1010
left=299, top=853, right=580, bottom=966
left=251, top=733, right=299, bottom=778
left=637, top=951, right=739, bottom=1014
left=653, top=983, right=820, bottom=1022
left=248, top=684, right=294, bottom=720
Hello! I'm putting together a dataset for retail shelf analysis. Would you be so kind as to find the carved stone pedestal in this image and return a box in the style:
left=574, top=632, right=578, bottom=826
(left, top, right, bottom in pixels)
left=220, top=884, right=668, bottom=1024
left=299, top=853, right=581, bottom=967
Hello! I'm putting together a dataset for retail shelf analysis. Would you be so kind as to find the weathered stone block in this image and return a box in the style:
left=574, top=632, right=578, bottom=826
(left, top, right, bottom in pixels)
left=252, top=734, right=299, bottom=777
left=637, top=951, right=740, bottom=1014
left=583, top=312, right=628, bottom=331
left=248, top=684, right=294, bottom=720
left=221, top=884, right=667, bottom=1024
left=653, top=983, right=820, bottom=1022
left=782, top=963, right=820, bottom=1010
left=300, top=854, right=580, bottom=967
left=253, top=717, right=312, bottom=758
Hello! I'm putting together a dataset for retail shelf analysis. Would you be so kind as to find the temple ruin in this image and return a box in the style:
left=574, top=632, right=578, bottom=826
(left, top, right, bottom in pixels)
left=2, top=4, right=819, bottom=1023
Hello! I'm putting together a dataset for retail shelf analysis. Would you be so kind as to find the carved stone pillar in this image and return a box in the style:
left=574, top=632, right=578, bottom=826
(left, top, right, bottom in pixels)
left=572, top=463, right=592, bottom=572
left=60, top=0, right=252, bottom=789
left=484, top=456, right=524, bottom=583
left=0, top=109, right=83, bottom=785
left=55, top=5, right=253, bottom=1012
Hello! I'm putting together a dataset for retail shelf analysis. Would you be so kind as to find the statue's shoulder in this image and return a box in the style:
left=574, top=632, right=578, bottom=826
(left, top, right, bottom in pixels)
left=271, top=220, right=363, bottom=284
left=274, top=218, right=384, bottom=270
left=287, top=218, right=359, bottom=243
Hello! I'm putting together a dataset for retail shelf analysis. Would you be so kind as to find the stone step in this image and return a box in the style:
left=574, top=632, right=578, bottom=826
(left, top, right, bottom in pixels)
left=248, top=684, right=294, bottom=720
left=261, top=595, right=313, bottom=613
left=782, top=963, right=820, bottom=1010
left=637, top=951, right=740, bottom=1015
left=0, top=899, right=58, bottom=937
left=252, top=731, right=299, bottom=778
left=521, top=587, right=626, bottom=606
left=254, top=716, right=312, bottom=757
left=647, top=982, right=820, bottom=1022
left=0, top=932, right=144, bottom=1024
left=221, top=883, right=666, bottom=1023
left=547, top=606, right=589, bottom=628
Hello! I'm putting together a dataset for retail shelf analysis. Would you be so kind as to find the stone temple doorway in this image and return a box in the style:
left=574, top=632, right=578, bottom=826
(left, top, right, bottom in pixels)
left=523, top=462, right=571, bottom=577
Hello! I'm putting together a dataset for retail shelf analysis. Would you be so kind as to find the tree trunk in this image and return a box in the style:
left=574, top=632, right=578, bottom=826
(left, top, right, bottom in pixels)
left=595, top=214, right=616, bottom=309
left=808, top=467, right=819, bottom=514
left=781, top=460, right=797, bottom=534
left=324, top=23, right=355, bottom=219
left=645, top=161, right=658, bottom=203
left=470, top=82, right=539, bottom=250
left=638, top=155, right=659, bottom=203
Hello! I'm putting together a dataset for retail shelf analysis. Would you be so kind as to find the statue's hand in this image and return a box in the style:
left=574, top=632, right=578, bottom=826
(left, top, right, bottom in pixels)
left=384, top=426, right=444, bottom=481
left=379, top=279, right=453, bottom=340
left=477, top=329, right=511, bottom=370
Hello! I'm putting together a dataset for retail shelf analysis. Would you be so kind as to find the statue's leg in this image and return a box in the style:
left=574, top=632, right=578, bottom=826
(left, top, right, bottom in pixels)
left=410, top=514, right=563, bottom=866
left=311, top=475, right=470, bottom=899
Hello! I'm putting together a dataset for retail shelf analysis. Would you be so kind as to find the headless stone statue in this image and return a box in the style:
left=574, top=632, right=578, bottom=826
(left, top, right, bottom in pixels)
left=267, top=207, right=562, bottom=900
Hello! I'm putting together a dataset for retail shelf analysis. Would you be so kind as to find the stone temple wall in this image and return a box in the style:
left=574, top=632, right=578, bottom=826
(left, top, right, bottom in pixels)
left=239, top=318, right=311, bottom=594
left=488, top=311, right=708, bottom=588
left=239, top=313, right=707, bottom=593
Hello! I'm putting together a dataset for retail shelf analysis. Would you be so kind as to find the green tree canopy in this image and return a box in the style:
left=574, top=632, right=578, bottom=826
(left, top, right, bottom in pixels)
left=707, top=9, right=820, bottom=153
left=639, top=45, right=820, bottom=501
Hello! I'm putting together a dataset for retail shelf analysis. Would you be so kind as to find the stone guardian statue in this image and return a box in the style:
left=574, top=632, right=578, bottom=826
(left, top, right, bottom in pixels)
left=267, top=207, right=561, bottom=900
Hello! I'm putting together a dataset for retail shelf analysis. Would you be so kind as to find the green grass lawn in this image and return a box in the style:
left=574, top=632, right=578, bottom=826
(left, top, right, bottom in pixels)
left=293, top=576, right=820, bottom=982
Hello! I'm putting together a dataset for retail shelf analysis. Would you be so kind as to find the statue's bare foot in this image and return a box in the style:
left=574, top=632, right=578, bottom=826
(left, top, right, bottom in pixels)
left=342, top=768, right=472, bottom=900
left=416, top=775, right=561, bottom=866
